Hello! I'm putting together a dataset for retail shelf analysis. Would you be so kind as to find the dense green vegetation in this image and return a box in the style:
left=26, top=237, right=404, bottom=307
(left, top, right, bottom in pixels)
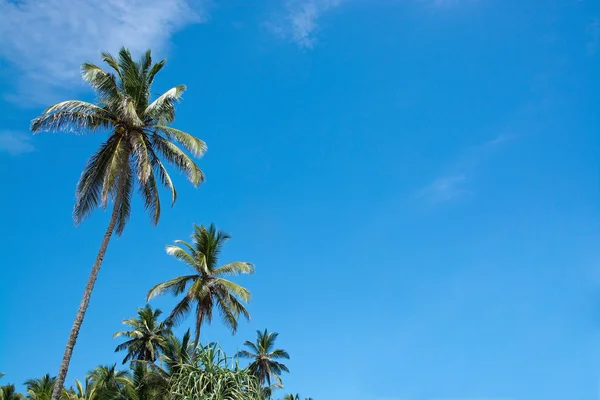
left=2, top=48, right=310, bottom=399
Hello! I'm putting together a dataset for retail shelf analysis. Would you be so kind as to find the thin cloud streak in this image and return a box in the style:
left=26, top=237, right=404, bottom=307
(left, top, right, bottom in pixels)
left=417, top=134, right=514, bottom=205
left=267, top=0, right=476, bottom=49
left=586, top=18, right=599, bottom=56
left=418, top=174, right=471, bottom=204
left=0, top=131, right=36, bottom=156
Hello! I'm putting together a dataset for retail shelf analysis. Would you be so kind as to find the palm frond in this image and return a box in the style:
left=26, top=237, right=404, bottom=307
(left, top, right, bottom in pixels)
left=148, top=146, right=177, bottom=206
left=165, top=245, right=197, bottom=269
left=151, top=134, right=204, bottom=186
left=101, top=52, right=122, bottom=79
left=146, top=60, right=165, bottom=86
left=166, top=295, right=193, bottom=327
left=114, top=156, right=134, bottom=236
left=73, top=135, right=122, bottom=224
left=30, top=100, right=113, bottom=133
left=144, top=85, right=186, bottom=125
left=154, top=125, right=206, bottom=157
left=146, top=275, right=197, bottom=301
left=215, top=278, right=252, bottom=302
left=213, top=262, right=255, bottom=277
left=80, top=62, right=120, bottom=104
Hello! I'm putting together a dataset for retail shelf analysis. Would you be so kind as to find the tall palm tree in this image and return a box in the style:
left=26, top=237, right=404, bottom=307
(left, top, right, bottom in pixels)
left=31, top=47, right=206, bottom=400
left=114, top=305, right=171, bottom=364
left=147, top=224, right=254, bottom=353
left=24, top=375, right=55, bottom=400
left=236, top=330, right=290, bottom=387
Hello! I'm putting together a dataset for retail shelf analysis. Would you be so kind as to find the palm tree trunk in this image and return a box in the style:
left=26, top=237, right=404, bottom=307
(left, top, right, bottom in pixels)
left=51, top=199, right=122, bottom=400
left=192, top=311, right=204, bottom=360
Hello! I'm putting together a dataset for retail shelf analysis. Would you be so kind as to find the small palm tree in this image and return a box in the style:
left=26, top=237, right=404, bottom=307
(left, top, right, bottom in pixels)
left=136, top=330, right=194, bottom=398
left=282, top=395, right=312, bottom=400
left=114, top=305, right=171, bottom=364
left=237, top=330, right=290, bottom=387
left=0, top=384, right=25, bottom=400
left=24, top=375, right=55, bottom=400
left=62, top=378, right=91, bottom=400
left=118, top=364, right=157, bottom=400
left=86, top=365, right=128, bottom=400
left=147, top=224, right=254, bottom=353
left=32, top=48, right=206, bottom=400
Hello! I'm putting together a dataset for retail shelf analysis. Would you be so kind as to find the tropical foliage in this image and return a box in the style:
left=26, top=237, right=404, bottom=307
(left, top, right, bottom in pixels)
left=2, top=334, right=306, bottom=400
left=114, top=305, right=172, bottom=364
left=147, top=223, right=254, bottom=352
left=2, top=223, right=310, bottom=399
left=237, top=329, right=290, bottom=387
left=30, top=47, right=206, bottom=400
left=7, top=47, right=312, bottom=400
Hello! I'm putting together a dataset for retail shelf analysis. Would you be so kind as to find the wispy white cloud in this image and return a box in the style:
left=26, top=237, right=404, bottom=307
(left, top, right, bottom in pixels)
left=265, top=0, right=344, bottom=49
left=0, top=0, right=209, bottom=103
left=586, top=18, right=599, bottom=56
left=0, top=131, right=36, bottom=155
left=417, top=134, right=514, bottom=205
left=418, top=174, right=470, bottom=204
left=266, top=0, right=475, bottom=49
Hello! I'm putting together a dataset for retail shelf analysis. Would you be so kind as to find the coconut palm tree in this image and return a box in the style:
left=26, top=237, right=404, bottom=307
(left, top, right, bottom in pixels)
left=24, top=375, right=55, bottom=400
left=86, top=365, right=129, bottom=400
left=282, top=395, right=312, bottom=400
left=147, top=224, right=254, bottom=353
left=31, top=48, right=206, bottom=400
left=61, top=378, right=91, bottom=400
left=132, top=330, right=194, bottom=398
left=117, top=364, right=157, bottom=400
left=236, top=330, right=290, bottom=387
left=114, top=305, right=171, bottom=364
left=0, top=384, right=25, bottom=400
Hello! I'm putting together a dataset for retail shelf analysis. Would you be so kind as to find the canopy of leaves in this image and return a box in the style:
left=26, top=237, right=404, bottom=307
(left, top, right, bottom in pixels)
left=30, top=48, right=206, bottom=235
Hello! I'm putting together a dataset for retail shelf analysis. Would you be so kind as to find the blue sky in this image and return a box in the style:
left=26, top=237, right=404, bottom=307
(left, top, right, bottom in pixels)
left=0, top=0, right=599, bottom=399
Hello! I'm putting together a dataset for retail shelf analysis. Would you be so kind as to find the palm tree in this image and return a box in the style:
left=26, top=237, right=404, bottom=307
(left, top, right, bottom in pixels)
left=135, top=330, right=194, bottom=398
left=147, top=224, right=254, bottom=353
left=24, top=375, right=55, bottom=400
left=31, top=48, right=206, bottom=400
left=1, top=384, right=25, bottom=400
left=86, top=365, right=128, bottom=400
left=114, top=305, right=171, bottom=364
left=282, top=395, right=312, bottom=400
left=117, top=364, right=157, bottom=400
left=62, top=378, right=91, bottom=400
left=236, top=330, right=290, bottom=387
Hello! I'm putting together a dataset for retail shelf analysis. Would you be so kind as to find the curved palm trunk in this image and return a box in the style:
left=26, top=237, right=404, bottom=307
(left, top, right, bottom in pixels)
left=51, top=200, right=122, bottom=400
left=192, top=312, right=204, bottom=360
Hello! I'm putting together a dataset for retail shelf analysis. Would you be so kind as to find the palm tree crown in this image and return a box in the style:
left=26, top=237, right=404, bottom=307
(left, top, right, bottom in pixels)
left=114, top=305, right=172, bottom=364
left=24, top=375, right=55, bottom=400
left=31, top=47, right=206, bottom=234
left=236, top=329, right=290, bottom=387
left=147, top=223, right=254, bottom=352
